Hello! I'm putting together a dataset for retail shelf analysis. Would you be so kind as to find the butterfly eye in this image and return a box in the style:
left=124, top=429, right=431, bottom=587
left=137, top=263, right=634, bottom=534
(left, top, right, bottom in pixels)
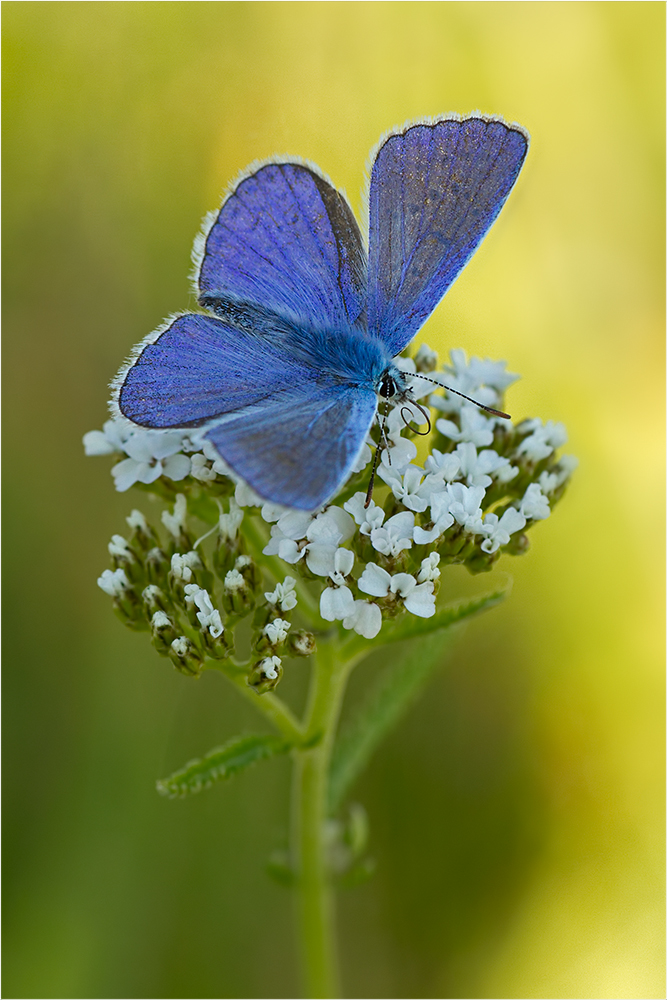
left=379, top=373, right=397, bottom=399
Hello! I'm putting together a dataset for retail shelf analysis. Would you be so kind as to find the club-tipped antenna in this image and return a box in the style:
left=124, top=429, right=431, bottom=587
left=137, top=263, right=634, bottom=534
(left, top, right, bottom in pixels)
left=410, top=373, right=511, bottom=420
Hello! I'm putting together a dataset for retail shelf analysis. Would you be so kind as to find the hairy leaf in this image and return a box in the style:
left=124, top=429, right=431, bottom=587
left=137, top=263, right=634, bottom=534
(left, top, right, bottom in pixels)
left=157, top=734, right=292, bottom=799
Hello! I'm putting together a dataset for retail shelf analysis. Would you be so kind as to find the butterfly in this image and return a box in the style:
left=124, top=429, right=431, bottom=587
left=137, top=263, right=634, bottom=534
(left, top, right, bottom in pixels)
left=115, top=114, right=528, bottom=511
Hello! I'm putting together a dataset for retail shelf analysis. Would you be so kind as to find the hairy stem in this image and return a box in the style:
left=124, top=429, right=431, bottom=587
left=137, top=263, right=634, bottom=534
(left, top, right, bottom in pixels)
left=216, top=665, right=305, bottom=744
left=291, top=639, right=352, bottom=998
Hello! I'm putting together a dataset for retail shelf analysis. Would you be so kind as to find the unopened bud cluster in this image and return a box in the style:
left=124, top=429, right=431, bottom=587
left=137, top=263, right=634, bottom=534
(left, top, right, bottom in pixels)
left=97, top=503, right=313, bottom=687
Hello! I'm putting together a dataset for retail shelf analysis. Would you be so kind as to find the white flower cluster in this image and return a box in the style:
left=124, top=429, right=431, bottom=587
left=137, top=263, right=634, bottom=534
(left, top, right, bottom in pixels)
left=89, top=348, right=576, bottom=645
left=83, top=423, right=230, bottom=492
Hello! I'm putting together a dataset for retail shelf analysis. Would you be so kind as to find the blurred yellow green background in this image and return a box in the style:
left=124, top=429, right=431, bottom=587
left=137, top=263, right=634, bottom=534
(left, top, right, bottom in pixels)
left=3, top=2, right=664, bottom=998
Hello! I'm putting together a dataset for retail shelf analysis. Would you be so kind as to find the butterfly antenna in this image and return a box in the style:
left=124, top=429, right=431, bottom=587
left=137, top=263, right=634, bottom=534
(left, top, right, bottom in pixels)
left=365, top=395, right=392, bottom=508
left=412, top=373, right=511, bottom=420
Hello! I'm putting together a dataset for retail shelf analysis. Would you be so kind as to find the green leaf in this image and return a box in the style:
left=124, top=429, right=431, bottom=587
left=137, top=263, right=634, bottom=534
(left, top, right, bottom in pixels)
left=329, top=588, right=508, bottom=813
left=157, top=734, right=292, bottom=799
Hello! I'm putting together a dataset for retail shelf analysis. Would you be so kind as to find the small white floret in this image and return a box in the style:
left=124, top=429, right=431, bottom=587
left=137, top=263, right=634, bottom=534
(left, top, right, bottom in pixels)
left=151, top=610, right=172, bottom=629
left=264, top=618, right=291, bottom=645
left=358, top=563, right=391, bottom=597
left=342, top=600, right=382, bottom=639
left=97, top=568, right=129, bottom=596
left=436, top=404, right=495, bottom=447
left=265, top=577, right=298, bottom=612
left=380, top=437, right=418, bottom=475
left=193, top=588, right=224, bottom=637
left=417, top=553, right=441, bottom=584
left=370, top=511, right=414, bottom=557
left=320, top=584, right=356, bottom=622
left=403, top=581, right=436, bottom=617
left=108, top=534, right=133, bottom=558
left=379, top=464, right=431, bottom=513
left=224, top=569, right=246, bottom=592
left=190, top=453, right=216, bottom=482
left=519, top=483, right=551, bottom=521
left=480, top=507, right=527, bottom=553
left=424, top=449, right=462, bottom=482
left=446, top=483, right=486, bottom=535
left=351, top=443, right=372, bottom=473
left=126, top=509, right=148, bottom=532
left=171, top=551, right=202, bottom=582
left=344, top=493, right=385, bottom=535
left=219, top=499, right=244, bottom=541
left=162, top=495, right=187, bottom=537
left=260, top=656, right=282, bottom=680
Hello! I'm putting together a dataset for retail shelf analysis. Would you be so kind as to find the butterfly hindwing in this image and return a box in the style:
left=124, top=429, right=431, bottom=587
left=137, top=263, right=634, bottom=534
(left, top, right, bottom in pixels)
left=204, top=386, right=377, bottom=510
left=197, top=162, right=367, bottom=331
left=367, top=116, right=528, bottom=355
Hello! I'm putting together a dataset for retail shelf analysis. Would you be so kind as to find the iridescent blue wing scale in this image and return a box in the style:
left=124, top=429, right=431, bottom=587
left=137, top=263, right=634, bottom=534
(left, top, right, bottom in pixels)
left=205, top=386, right=377, bottom=510
left=117, top=313, right=377, bottom=510
left=197, top=162, right=366, bottom=329
left=367, top=116, right=528, bottom=355
left=118, top=313, right=316, bottom=428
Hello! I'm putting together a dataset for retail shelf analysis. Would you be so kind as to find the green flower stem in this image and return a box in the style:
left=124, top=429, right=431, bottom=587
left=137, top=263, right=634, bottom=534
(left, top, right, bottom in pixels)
left=291, top=637, right=357, bottom=999
left=216, top=664, right=305, bottom=744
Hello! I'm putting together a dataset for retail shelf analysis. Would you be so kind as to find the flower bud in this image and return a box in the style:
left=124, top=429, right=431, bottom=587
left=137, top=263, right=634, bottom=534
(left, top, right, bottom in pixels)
left=286, top=629, right=317, bottom=658
left=254, top=617, right=291, bottom=653
left=247, top=656, right=283, bottom=694
left=97, top=567, right=130, bottom=598
left=168, top=636, right=204, bottom=677
left=213, top=499, right=245, bottom=575
left=161, top=495, right=194, bottom=553
left=213, top=538, right=242, bottom=578
left=126, top=509, right=159, bottom=553
left=145, top=547, right=170, bottom=585
left=222, top=568, right=255, bottom=615
left=108, top=534, right=143, bottom=584
left=142, top=584, right=170, bottom=616
left=98, top=567, right=147, bottom=629
left=465, top=551, right=498, bottom=575
left=169, top=551, right=204, bottom=599
left=203, top=628, right=233, bottom=660
left=151, top=610, right=178, bottom=654
left=234, top=554, right=262, bottom=591
left=503, top=531, right=530, bottom=557
left=112, top=595, right=149, bottom=630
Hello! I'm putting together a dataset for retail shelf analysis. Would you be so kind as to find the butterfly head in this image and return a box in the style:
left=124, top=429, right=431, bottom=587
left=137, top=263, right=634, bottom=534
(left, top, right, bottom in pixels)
left=377, top=366, right=409, bottom=402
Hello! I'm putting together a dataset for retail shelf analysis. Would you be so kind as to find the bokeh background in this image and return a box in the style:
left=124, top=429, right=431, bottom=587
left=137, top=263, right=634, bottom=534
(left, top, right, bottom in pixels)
left=3, top=3, right=664, bottom=998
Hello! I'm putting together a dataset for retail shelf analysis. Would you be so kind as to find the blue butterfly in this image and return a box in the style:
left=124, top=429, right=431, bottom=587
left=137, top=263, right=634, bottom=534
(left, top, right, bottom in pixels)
left=115, top=114, right=528, bottom=511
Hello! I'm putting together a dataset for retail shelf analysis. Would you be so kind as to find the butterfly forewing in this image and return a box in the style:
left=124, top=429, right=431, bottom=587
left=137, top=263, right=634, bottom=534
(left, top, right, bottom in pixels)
left=197, top=162, right=367, bottom=330
left=119, top=313, right=318, bottom=428
left=367, top=116, right=528, bottom=355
